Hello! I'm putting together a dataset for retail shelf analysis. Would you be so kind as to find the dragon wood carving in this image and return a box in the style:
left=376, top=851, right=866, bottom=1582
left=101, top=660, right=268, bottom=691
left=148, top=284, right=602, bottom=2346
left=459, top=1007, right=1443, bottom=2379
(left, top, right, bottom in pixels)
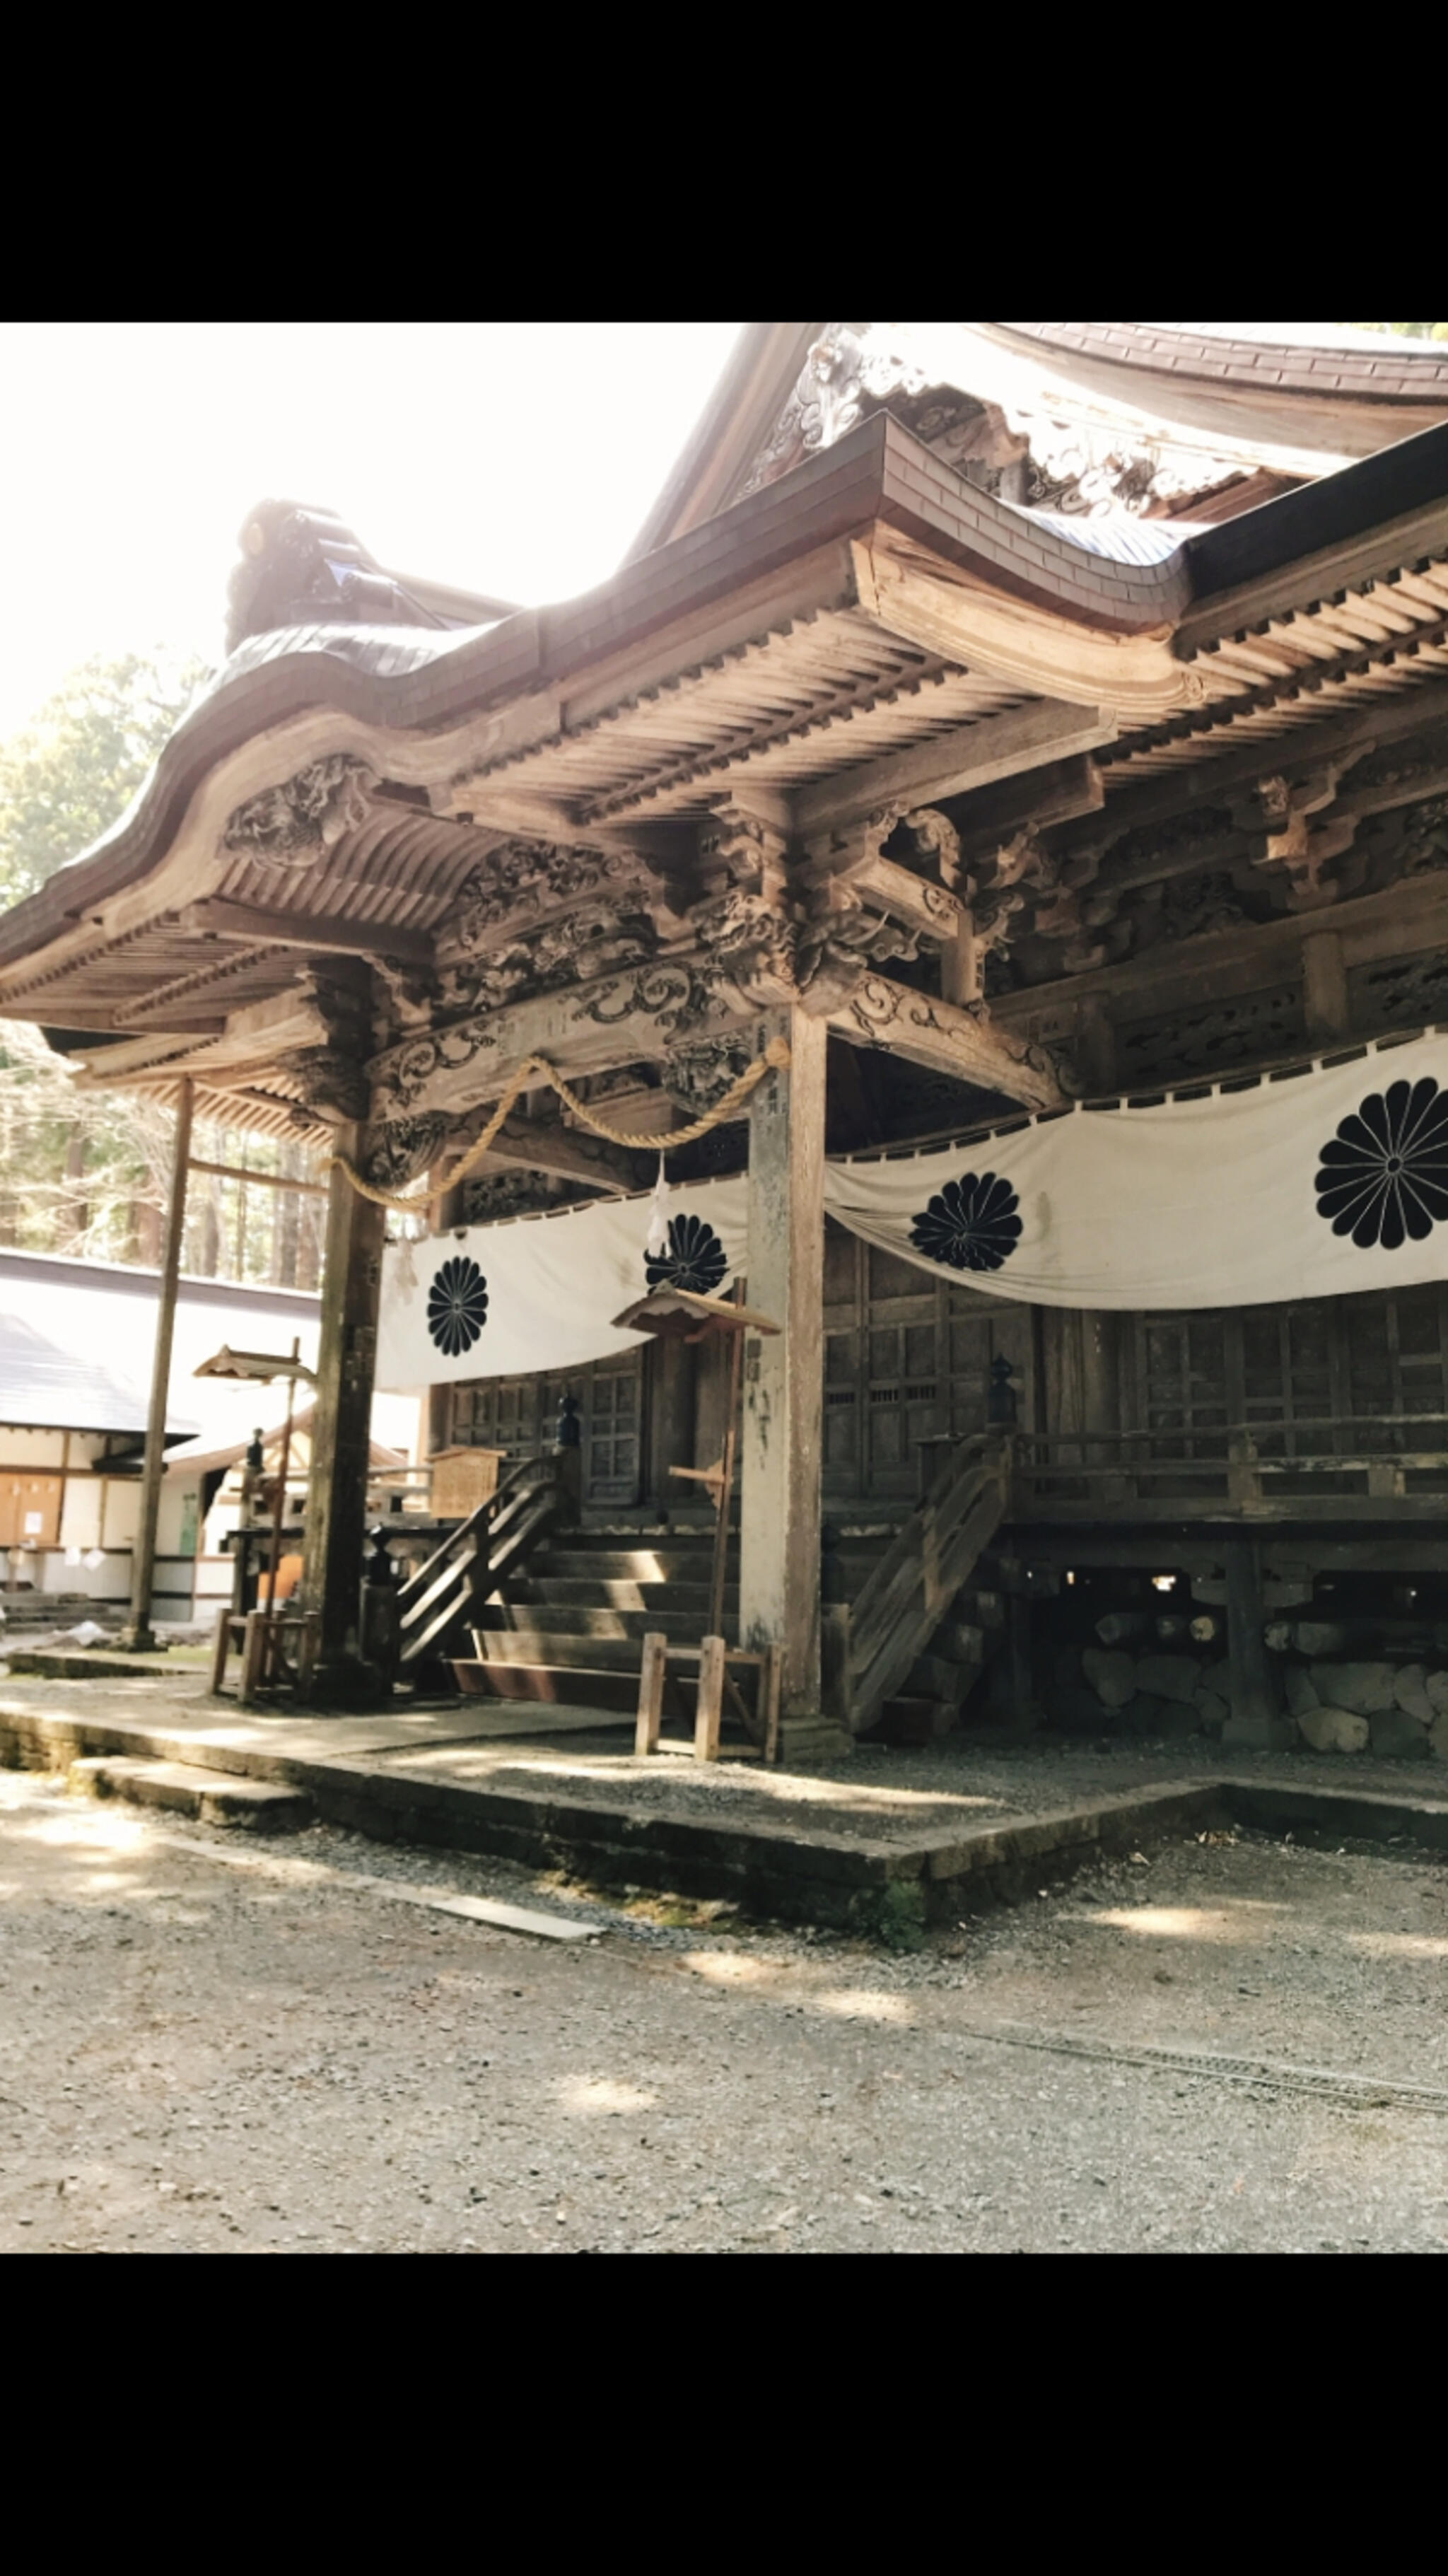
left=224, top=754, right=375, bottom=867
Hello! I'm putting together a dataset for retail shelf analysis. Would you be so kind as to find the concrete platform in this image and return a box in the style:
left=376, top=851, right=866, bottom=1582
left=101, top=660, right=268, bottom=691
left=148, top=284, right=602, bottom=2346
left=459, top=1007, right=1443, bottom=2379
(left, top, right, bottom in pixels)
left=3, top=1674, right=1447, bottom=1935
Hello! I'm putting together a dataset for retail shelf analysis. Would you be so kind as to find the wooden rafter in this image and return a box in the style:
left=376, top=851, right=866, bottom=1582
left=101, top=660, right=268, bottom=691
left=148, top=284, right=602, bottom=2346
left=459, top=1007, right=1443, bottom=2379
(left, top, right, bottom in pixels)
left=793, top=699, right=1116, bottom=837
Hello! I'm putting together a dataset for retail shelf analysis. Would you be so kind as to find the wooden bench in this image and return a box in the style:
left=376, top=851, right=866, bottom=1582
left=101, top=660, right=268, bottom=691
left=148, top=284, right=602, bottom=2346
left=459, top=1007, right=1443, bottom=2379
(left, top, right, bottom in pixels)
left=634, top=1631, right=781, bottom=1764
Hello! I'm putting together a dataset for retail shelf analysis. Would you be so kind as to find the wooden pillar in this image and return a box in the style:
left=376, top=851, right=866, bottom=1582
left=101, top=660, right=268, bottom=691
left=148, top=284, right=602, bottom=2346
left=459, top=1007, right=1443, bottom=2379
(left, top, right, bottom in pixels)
left=739, top=1007, right=828, bottom=1737
left=301, top=1122, right=387, bottom=1700
left=117, top=1076, right=193, bottom=1652
left=1221, top=1534, right=1292, bottom=1751
left=1080, top=1310, right=1127, bottom=1497
left=1008, top=1592, right=1034, bottom=1706
left=646, top=1332, right=698, bottom=1515
left=1080, top=1312, right=1119, bottom=1434
left=426, top=1168, right=464, bottom=1463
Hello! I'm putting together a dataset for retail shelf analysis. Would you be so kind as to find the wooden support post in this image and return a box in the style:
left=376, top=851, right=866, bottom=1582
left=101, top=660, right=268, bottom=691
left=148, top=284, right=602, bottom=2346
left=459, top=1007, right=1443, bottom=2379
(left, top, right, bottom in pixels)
left=636, top=1631, right=667, bottom=1756
left=694, top=1633, right=727, bottom=1762
left=759, top=1643, right=783, bottom=1767
left=238, top=1608, right=268, bottom=1709
left=296, top=1612, right=321, bottom=1697
left=1008, top=1593, right=1033, bottom=1704
left=426, top=1168, right=463, bottom=1465
left=1005, top=1590, right=1041, bottom=1737
left=820, top=1603, right=851, bottom=1735
left=1080, top=1311, right=1128, bottom=1499
left=300, top=1121, right=387, bottom=1703
left=739, top=1007, right=828, bottom=1738
left=117, top=1075, right=193, bottom=1652
left=1221, top=1535, right=1292, bottom=1752
left=647, top=1331, right=698, bottom=1517
left=940, top=919, right=980, bottom=1008
left=710, top=1288, right=745, bottom=1639
left=210, top=1604, right=233, bottom=1694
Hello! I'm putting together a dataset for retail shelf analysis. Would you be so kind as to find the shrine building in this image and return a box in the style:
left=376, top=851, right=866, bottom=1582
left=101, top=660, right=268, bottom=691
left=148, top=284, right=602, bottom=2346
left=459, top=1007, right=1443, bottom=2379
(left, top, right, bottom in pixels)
left=6, top=323, right=1448, bottom=1759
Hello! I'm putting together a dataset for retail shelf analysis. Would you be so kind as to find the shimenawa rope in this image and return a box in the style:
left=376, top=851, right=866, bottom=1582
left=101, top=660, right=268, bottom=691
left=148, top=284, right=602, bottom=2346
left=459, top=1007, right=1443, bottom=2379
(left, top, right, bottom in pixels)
left=317, top=1035, right=792, bottom=1216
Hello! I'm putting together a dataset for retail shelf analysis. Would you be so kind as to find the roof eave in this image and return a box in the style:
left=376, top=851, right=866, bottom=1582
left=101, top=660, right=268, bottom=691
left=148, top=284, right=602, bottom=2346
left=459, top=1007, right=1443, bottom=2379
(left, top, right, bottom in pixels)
left=8, top=412, right=1448, bottom=986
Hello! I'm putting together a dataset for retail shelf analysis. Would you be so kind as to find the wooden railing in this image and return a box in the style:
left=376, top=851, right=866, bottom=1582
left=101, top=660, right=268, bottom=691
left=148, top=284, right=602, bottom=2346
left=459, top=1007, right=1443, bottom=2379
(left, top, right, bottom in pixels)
left=396, top=1452, right=571, bottom=1668
left=830, top=1430, right=1012, bottom=1737
left=1013, top=1416, right=1448, bottom=1518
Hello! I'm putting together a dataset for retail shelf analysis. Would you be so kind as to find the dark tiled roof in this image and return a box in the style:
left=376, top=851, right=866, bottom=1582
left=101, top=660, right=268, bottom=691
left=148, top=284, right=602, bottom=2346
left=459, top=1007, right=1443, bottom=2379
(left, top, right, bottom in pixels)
left=1186, top=418, right=1448, bottom=601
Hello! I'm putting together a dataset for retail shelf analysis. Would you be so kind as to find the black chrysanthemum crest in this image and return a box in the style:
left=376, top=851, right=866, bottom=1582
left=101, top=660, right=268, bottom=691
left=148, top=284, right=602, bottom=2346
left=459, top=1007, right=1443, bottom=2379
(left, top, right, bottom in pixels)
left=909, top=1170, right=1022, bottom=1274
left=644, top=1213, right=729, bottom=1295
left=1314, top=1076, right=1448, bottom=1251
left=426, top=1254, right=489, bottom=1357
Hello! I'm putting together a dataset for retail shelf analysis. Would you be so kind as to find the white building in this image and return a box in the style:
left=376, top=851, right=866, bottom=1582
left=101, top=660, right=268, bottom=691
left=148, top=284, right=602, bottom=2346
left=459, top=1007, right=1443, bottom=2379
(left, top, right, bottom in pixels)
left=0, top=1249, right=418, bottom=1617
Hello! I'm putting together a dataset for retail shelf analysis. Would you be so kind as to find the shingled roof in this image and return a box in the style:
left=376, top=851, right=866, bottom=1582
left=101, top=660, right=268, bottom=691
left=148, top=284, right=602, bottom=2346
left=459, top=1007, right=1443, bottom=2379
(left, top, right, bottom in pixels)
left=0, top=1310, right=195, bottom=1439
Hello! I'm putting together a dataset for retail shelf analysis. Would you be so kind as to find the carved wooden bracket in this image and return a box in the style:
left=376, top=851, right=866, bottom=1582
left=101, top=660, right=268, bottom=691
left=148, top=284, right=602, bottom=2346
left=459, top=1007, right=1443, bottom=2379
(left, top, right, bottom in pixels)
left=224, top=754, right=375, bottom=868
left=827, top=973, right=1073, bottom=1110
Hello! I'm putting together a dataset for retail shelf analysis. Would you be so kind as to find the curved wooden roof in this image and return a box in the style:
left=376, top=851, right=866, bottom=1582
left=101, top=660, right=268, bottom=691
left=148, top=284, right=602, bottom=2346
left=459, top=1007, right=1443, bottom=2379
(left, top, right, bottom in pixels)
left=6, top=404, right=1448, bottom=1131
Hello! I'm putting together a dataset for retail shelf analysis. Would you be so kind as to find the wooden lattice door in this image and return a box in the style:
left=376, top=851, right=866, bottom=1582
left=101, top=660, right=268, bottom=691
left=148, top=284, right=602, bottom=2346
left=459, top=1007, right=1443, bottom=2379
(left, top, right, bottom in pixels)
left=822, top=1218, right=1032, bottom=1503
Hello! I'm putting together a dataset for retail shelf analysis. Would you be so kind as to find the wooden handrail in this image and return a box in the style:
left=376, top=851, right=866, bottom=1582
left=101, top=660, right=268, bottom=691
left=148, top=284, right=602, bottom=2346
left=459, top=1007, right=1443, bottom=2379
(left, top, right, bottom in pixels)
left=394, top=1451, right=569, bottom=1667
left=842, top=1430, right=1010, bottom=1737
left=396, top=1500, right=493, bottom=1614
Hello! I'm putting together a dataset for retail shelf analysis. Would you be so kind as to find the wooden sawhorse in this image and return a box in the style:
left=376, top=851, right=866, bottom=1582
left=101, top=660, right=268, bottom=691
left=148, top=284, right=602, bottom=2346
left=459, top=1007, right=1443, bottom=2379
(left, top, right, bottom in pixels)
left=634, top=1632, right=781, bottom=1764
left=211, top=1605, right=321, bottom=1706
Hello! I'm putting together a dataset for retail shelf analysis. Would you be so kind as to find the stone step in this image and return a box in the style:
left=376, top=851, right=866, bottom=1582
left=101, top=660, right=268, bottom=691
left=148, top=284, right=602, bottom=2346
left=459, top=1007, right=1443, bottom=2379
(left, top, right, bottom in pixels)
left=774, top=1714, right=855, bottom=1765
left=70, top=1756, right=313, bottom=1834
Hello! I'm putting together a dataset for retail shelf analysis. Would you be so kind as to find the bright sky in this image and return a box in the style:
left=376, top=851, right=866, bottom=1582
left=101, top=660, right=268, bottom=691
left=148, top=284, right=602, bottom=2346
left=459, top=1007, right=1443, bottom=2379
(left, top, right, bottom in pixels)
left=0, top=322, right=744, bottom=736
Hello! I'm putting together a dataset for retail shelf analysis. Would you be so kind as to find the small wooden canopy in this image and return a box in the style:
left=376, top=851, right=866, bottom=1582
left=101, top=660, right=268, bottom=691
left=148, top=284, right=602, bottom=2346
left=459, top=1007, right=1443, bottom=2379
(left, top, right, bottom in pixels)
left=610, top=1286, right=780, bottom=1341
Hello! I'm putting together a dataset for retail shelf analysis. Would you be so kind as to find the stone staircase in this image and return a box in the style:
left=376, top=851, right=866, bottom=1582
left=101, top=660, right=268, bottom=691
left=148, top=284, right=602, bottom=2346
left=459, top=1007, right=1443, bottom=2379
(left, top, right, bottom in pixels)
left=0, top=1591, right=124, bottom=1636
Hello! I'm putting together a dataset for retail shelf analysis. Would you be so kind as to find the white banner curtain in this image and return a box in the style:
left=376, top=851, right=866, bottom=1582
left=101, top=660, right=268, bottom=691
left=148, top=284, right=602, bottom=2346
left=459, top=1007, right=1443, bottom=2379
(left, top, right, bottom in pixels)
left=822, top=1037, right=1448, bottom=1310
left=378, top=1178, right=747, bottom=1391
left=378, top=1041, right=1448, bottom=1388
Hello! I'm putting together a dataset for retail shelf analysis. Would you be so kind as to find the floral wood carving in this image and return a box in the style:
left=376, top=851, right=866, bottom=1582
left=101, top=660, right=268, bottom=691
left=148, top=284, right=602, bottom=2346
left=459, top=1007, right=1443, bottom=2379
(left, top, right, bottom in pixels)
left=462, top=1170, right=566, bottom=1224
left=447, top=842, right=682, bottom=955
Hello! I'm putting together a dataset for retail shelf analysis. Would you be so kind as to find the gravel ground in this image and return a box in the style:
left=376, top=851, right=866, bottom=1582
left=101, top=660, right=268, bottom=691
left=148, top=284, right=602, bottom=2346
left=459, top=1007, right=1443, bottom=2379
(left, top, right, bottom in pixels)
left=2, top=1767, right=1445, bottom=2254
